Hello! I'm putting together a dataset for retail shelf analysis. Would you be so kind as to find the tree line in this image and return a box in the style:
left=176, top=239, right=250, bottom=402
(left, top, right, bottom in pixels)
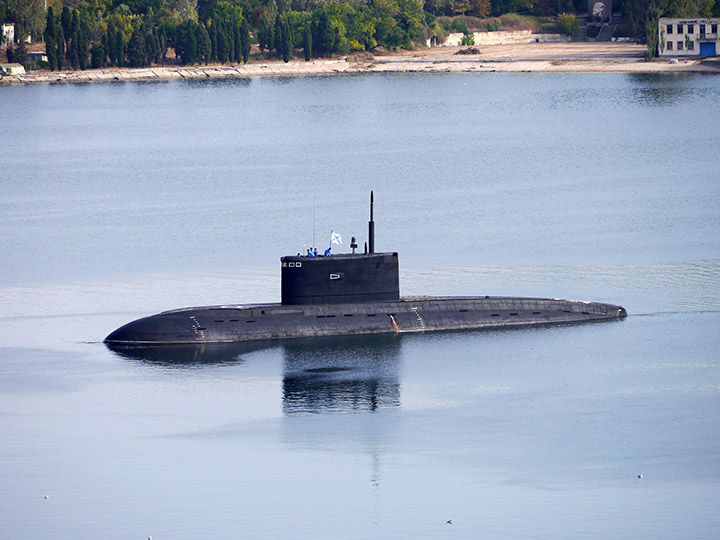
left=3, top=0, right=427, bottom=69
left=4, top=0, right=719, bottom=69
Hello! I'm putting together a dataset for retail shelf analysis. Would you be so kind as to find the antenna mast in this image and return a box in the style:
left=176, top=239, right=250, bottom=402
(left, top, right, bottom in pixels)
left=368, top=191, right=375, bottom=254
left=312, top=188, right=316, bottom=249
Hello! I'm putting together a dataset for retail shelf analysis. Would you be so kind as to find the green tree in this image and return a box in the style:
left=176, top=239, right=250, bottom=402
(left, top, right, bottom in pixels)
left=61, top=6, right=72, bottom=55
left=311, top=6, right=349, bottom=57
left=198, top=0, right=220, bottom=23
left=469, top=0, right=492, bottom=16
left=281, top=13, right=294, bottom=62
left=558, top=12, right=578, bottom=36
left=9, top=40, right=28, bottom=65
left=105, top=29, right=116, bottom=65
left=198, top=22, right=212, bottom=64
left=77, top=12, right=91, bottom=70
left=68, top=11, right=80, bottom=69
left=127, top=27, right=147, bottom=66
left=5, top=0, right=45, bottom=42
left=56, top=25, right=64, bottom=70
left=240, top=18, right=251, bottom=63
left=368, top=0, right=401, bottom=50
left=90, top=42, right=106, bottom=67
left=216, top=19, right=229, bottom=62
left=274, top=13, right=294, bottom=61
left=452, top=0, right=472, bottom=14
left=303, top=23, right=312, bottom=60
left=209, top=18, right=218, bottom=61
left=395, top=0, right=424, bottom=48
left=175, top=19, right=199, bottom=63
left=113, top=27, right=125, bottom=66
left=144, top=21, right=159, bottom=64
left=158, top=24, right=168, bottom=65
left=233, top=20, right=242, bottom=63
left=44, top=7, right=59, bottom=71
left=258, top=13, right=275, bottom=52
left=618, top=0, right=697, bottom=58
left=214, top=1, right=242, bottom=26
left=617, top=0, right=703, bottom=58
left=344, top=9, right=375, bottom=51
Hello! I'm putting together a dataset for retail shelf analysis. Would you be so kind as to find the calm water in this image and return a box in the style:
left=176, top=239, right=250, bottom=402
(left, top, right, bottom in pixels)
left=1, top=73, right=719, bottom=539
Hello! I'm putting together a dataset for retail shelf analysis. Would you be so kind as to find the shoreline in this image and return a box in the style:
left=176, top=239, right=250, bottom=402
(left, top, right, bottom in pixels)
left=3, top=43, right=719, bottom=84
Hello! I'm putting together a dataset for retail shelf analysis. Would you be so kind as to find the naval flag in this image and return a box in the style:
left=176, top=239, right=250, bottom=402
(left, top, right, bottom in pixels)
left=331, top=231, right=342, bottom=245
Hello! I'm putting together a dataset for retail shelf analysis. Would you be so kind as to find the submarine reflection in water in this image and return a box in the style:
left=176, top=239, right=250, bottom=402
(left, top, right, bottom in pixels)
left=105, top=340, right=275, bottom=367
left=107, top=334, right=402, bottom=415
left=281, top=334, right=401, bottom=415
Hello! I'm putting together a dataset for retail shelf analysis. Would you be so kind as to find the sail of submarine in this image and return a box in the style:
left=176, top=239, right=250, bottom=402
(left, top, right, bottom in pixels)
left=105, top=192, right=626, bottom=344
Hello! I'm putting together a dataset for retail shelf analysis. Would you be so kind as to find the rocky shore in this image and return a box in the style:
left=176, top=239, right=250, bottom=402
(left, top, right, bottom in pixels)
left=3, top=43, right=719, bottom=85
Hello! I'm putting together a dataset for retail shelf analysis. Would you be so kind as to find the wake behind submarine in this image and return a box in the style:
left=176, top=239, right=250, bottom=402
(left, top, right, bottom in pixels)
left=105, top=193, right=626, bottom=345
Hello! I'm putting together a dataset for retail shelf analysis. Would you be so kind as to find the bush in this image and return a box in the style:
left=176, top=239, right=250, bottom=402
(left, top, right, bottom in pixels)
left=558, top=13, right=578, bottom=36
left=461, top=32, right=475, bottom=45
left=450, top=18, right=468, bottom=34
left=538, top=20, right=562, bottom=33
left=7, top=41, right=28, bottom=66
left=498, top=13, right=539, bottom=32
left=437, top=16, right=488, bottom=33
left=437, top=14, right=550, bottom=35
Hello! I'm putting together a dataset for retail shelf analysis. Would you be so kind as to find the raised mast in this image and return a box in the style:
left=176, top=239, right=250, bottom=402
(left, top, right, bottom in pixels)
left=368, top=191, right=375, bottom=254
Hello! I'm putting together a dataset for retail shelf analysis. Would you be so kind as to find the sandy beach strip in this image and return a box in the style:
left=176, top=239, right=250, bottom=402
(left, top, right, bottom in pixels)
left=2, top=43, right=719, bottom=84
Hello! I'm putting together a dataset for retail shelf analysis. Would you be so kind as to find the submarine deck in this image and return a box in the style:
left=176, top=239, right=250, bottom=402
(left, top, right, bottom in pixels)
left=105, top=296, right=627, bottom=344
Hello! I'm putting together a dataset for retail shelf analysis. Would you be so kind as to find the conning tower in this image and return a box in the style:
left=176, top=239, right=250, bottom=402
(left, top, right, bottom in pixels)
left=280, top=192, right=400, bottom=305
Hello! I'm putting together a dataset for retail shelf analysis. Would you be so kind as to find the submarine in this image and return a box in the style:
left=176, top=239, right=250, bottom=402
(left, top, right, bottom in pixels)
left=105, top=192, right=626, bottom=345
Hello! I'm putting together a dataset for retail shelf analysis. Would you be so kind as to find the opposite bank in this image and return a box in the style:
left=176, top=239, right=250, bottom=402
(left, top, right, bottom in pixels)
left=3, top=55, right=719, bottom=85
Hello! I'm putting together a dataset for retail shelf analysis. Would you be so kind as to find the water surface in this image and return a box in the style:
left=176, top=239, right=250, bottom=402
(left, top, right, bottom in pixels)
left=1, top=72, right=719, bottom=539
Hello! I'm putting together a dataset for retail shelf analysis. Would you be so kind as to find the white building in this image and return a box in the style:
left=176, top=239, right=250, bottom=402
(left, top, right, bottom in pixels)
left=659, top=17, right=720, bottom=57
left=2, top=23, right=14, bottom=45
left=0, top=63, right=26, bottom=75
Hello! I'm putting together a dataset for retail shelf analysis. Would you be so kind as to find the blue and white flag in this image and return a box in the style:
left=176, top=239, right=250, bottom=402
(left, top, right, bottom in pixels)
left=331, top=231, right=342, bottom=245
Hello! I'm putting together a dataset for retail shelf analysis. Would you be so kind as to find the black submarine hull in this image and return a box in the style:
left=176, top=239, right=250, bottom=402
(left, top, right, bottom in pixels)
left=104, top=296, right=627, bottom=344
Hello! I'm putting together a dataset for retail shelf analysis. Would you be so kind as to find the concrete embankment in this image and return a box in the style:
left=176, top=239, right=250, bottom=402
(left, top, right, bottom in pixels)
left=0, top=60, right=353, bottom=84
left=2, top=43, right=718, bottom=85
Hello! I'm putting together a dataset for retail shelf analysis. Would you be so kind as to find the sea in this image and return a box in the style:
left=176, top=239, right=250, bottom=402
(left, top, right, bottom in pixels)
left=1, top=72, right=719, bottom=539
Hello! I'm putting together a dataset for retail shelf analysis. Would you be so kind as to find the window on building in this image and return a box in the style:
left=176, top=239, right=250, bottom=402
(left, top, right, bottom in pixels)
left=667, top=24, right=673, bottom=34
left=688, top=41, right=694, bottom=50
left=688, top=24, right=694, bottom=33
left=677, top=24, right=683, bottom=33
left=700, top=24, right=705, bottom=34
left=712, top=24, right=718, bottom=34
left=667, top=41, right=673, bottom=50
left=678, top=41, right=684, bottom=50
